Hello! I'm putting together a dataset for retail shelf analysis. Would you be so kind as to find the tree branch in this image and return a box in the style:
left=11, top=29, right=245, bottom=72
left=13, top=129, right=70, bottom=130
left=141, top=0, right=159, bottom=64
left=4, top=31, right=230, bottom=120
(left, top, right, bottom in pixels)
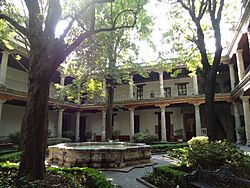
left=0, top=14, right=28, bottom=36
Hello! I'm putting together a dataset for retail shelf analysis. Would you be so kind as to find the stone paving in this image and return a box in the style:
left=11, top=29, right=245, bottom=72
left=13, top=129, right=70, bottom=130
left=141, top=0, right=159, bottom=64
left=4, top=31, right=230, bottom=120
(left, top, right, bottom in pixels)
left=103, top=154, right=177, bottom=188
left=238, top=144, right=250, bottom=155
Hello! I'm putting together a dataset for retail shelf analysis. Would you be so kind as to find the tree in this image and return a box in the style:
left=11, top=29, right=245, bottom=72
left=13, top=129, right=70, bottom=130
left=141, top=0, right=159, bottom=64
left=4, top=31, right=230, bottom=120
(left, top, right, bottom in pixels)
left=0, top=0, right=146, bottom=180
left=60, top=0, right=152, bottom=141
left=164, top=0, right=238, bottom=140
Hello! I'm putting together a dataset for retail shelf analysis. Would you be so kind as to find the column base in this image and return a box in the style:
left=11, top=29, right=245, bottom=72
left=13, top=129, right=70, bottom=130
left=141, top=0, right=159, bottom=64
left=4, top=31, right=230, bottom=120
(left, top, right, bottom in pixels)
left=246, top=141, right=250, bottom=147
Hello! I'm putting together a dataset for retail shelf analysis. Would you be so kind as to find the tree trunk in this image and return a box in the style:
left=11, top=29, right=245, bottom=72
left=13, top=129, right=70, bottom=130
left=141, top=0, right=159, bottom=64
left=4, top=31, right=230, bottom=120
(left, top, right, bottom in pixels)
left=106, top=82, right=114, bottom=140
left=205, top=70, right=217, bottom=141
left=18, top=70, right=50, bottom=180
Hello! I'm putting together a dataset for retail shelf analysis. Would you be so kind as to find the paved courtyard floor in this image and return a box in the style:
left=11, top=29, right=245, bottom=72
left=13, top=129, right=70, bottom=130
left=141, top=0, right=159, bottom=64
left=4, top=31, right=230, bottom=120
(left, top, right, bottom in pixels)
left=103, top=154, right=177, bottom=188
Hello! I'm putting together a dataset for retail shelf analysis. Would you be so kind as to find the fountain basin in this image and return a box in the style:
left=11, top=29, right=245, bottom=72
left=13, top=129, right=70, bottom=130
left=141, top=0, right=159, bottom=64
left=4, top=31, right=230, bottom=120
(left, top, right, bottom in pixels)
left=47, top=142, right=151, bottom=168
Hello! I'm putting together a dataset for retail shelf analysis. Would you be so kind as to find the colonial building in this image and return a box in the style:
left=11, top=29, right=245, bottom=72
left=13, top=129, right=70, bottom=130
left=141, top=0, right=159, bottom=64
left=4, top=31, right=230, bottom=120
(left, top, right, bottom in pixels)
left=0, top=1, right=249, bottom=145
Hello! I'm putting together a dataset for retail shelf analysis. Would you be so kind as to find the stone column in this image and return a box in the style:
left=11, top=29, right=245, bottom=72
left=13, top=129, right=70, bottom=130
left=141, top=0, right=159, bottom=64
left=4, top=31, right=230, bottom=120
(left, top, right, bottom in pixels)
left=102, top=79, right=106, bottom=97
left=0, top=100, right=6, bottom=125
left=129, top=75, right=134, bottom=100
left=129, top=108, right=135, bottom=139
left=59, top=74, right=65, bottom=101
left=57, top=109, right=64, bottom=138
left=194, top=103, right=202, bottom=136
left=159, top=71, right=164, bottom=98
left=75, top=111, right=80, bottom=141
left=241, top=96, right=250, bottom=146
left=236, top=49, right=245, bottom=81
left=101, top=110, right=106, bottom=141
left=0, top=51, right=10, bottom=85
left=192, top=74, right=199, bottom=95
left=160, top=105, right=167, bottom=141
left=233, top=102, right=241, bottom=144
left=229, top=64, right=236, bottom=90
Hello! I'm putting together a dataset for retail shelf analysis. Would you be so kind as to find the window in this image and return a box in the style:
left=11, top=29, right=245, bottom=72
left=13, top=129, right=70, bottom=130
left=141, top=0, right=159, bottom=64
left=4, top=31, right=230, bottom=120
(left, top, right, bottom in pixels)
left=164, top=87, right=171, bottom=97
left=177, top=83, right=187, bottom=96
left=150, top=90, right=154, bottom=98
left=136, top=85, right=144, bottom=100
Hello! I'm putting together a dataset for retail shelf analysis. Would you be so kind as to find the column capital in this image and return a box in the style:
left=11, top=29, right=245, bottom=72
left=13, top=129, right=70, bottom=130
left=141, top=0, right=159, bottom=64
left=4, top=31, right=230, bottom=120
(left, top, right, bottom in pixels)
left=237, top=49, right=244, bottom=53
left=0, top=100, right=6, bottom=105
left=58, top=108, right=65, bottom=112
left=155, top=103, right=170, bottom=109
left=1, top=51, right=10, bottom=56
left=228, top=63, right=234, bottom=68
left=240, top=96, right=250, bottom=102
left=128, top=107, right=134, bottom=111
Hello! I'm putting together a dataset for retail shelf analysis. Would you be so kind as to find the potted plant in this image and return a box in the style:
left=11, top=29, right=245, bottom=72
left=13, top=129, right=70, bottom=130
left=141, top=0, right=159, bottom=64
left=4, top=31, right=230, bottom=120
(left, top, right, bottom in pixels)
left=236, top=127, right=246, bottom=145
left=85, top=131, right=92, bottom=142
left=175, top=128, right=184, bottom=142
left=112, top=130, right=121, bottom=141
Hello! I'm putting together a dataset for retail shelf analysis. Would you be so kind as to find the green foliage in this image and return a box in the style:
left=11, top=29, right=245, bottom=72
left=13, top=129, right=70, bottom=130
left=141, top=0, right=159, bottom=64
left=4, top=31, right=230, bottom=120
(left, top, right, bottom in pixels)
left=8, top=131, right=21, bottom=145
left=150, top=142, right=188, bottom=152
left=47, top=138, right=71, bottom=146
left=48, top=167, right=113, bottom=188
left=144, top=164, right=188, bottom=188
left=0, top=151, right=22, bottom=163
left=187, top=139, right=246, bottom=173
left=166, top=147, right=189, bottom=162
left=62, top=130, right=75, bottom=141
left=174, top=129, right=184, bottom=137
left=0, top=162, right=113, bottom=188
left=112, top=130, right=121, bottom=139
left=132, top=130, right=156, bottom=144
left=187, top=136, right=209, bottom=147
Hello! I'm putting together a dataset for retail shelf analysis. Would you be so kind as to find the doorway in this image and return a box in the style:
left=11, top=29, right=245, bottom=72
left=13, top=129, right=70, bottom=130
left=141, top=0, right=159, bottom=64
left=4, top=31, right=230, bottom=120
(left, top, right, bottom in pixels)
left=184, top=114, right=195, bottom=140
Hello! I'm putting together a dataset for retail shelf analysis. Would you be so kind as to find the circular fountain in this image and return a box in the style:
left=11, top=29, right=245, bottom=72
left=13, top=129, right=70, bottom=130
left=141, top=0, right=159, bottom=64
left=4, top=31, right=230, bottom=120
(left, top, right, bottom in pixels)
left=47, top=142, right=151, bottom=168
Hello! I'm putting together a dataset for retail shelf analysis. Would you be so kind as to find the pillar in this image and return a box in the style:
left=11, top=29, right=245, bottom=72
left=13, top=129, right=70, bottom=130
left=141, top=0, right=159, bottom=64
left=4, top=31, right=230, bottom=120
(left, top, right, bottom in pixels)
left=129, top=108, right=135, bottom=139
left=129, top=74, right=134, bottom=100
left=59, top=74, right=65, bottom=101
left=232, top=102, right=241, bottom=144
left=57, top=109, right=64, bottom=138
left=101, top=110, right=106, bottom=141
left=194, top=104, right=202, bottom=136
left=192, top=74, right=199, bottom=95
left=0, top=100, right=6, bottom=125
left=159, top=71, right=164, bottom=98
left=160, top=106, right=167, bottom=141
left=0, top=51, right=10, bottom=85
left=229, top=64, right=236, bottom=90
left=241, top=96, right=250, bottom=146
left=102, top=79, right=106, bottom=97
left=75, top=111, right=80, bottom=141
left=236, top=49, right=245, bottom=81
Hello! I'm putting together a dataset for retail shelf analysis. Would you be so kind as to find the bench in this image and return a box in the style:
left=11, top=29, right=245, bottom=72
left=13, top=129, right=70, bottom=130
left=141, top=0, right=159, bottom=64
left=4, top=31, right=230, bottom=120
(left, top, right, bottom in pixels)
left=185, top=165, right=250, bottom=188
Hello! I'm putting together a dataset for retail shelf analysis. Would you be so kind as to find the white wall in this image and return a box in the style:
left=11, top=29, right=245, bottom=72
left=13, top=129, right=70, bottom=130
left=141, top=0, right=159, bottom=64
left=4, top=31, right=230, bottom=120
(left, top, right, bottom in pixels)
left=84, top=107, right=184, bottom=136
left=0, top=104, right=58, bottom=137
left=5, top=66, right=57, bottom=98
left=113, top=76, right=195, bottom=101
left=1, top=104, right=24, bottom=136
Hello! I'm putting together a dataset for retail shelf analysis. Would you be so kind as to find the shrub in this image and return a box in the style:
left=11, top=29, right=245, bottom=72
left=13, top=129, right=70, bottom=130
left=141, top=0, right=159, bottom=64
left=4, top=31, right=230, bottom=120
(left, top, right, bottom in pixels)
left=0, top=151, right=22, bottom=163
left=47, top=137, right=71, bottom=146
left=48, top=167, right=113, bottom=188
left=0, top=162, right=114, bottom=188
left=132, top=130, right=156, bottom=144
left=63, top=130, right=75, bottom=140
left=166, top=147, right=189, bottom=162
left=187, top=136, right=209, bottom=147
left=8, top=132, right=21, bottom=145
left=144, top=164, right=188, bottom=188
left=187, top=139, right=246, bottom=172
left=150, top=142, right=188, bottom=152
